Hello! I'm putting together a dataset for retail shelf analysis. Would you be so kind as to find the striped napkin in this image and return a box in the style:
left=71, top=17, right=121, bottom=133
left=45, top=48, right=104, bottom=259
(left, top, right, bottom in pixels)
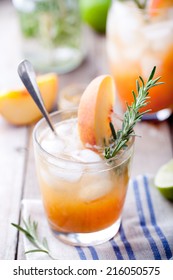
left=21, top=175, right=173, bottom=260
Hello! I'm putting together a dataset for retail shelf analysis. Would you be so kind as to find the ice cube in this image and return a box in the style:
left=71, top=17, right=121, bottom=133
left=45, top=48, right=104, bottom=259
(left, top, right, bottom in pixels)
left=64, top=130, right=83, bottom=154
left=141, top=52, right=161, bottom=79
left=56, top=119, right=76, bottom=139
left=143, top=20, right=173, bottom=51
left=55, top=120, right=83, bottom=153
left=106, top=40, right=122, bottom=63
left=41, top=136, right=65, bottom=155
left=110, top=1, right=144, bottom=43
left=79, top=173, right=113, bottom=202
left=122, top=41, right=146, bottom=61
left=70, top=149, right=102, bottom=163
left=40, top=158, right=84, bottom=187
left=107, top=0, right=146, bottom=60
left=46, top=167, right=83, bottom=185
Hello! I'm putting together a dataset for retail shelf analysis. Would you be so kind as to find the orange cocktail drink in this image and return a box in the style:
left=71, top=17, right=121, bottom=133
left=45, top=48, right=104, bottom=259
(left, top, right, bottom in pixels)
left=106, top=0, right=173, bottom=114
left=33, top=68, right=161, bottom=246
left=33, top=108, right=134, bottom=246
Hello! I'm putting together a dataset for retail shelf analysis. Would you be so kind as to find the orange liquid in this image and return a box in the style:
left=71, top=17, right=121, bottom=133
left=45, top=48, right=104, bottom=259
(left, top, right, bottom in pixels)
left=110, top=45, right=173, bottom=113
left=38, top=166, right=129, bottom=233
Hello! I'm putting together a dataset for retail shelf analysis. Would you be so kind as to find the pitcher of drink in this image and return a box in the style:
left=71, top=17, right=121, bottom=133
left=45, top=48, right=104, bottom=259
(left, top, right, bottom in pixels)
left=106, top=0, right=173, bottom=119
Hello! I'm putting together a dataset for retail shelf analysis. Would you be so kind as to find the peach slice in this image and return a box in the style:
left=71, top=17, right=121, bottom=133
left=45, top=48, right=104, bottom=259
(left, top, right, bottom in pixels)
left=148, top=0, right=173, bottom=15
left=0, top=73, right=58, bottom=125
left=78, top=75, right=115, bottom=146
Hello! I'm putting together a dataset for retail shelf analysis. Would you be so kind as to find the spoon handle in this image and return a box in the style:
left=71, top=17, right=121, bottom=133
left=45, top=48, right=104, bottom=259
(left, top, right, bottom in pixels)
left=18, top=59, right=56, bottom=134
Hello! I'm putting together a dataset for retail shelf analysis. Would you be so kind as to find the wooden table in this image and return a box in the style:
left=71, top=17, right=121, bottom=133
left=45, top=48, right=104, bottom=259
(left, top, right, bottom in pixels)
left=0, top=0, right=172, bottom=260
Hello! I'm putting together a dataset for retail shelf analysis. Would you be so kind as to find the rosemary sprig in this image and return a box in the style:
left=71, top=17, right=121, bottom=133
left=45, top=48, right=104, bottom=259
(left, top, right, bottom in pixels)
left=12, top=217, right=55, bottom=259
left=104, top=66, right=163, bottom=159
left=133, top=0, right=147, bottom=9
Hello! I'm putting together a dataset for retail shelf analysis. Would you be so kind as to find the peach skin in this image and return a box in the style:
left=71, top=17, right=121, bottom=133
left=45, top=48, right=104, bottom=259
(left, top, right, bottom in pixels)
left=0, top=73, right=58, bottom=125
left=78, top=75, right=115, bottom=146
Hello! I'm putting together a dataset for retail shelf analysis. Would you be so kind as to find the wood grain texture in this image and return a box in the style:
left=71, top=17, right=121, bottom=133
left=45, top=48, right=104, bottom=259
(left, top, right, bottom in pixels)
left=0, top=0, right=28, bottom=260
left=0, top=119, right=28, bottom=259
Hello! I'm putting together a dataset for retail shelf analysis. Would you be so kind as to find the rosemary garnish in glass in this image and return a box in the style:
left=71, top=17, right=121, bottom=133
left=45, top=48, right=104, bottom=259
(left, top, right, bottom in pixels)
left=104, top=66, right=163, bottom=159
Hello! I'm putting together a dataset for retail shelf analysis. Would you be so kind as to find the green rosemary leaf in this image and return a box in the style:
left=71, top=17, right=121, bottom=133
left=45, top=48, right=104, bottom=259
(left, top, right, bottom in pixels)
left=132, top=91, right=137, bottom=107
left=25, top=249, right=49, bottom=255
left=139, top=76, right=144, bottom=86
left=11, top=218, right=56, bottom=259
left=136, top=80, right=140, bottom=94
left=147, top=65, right=156, bottom=81
left=42, top=237, right=49, bottom=250
left=109, top=122, right=117, bottom=140
left=22, top=218, right=31, bottom=233
left=147, top=82, right=164, bottom=90
left=11, top=223, right=33, bottom=240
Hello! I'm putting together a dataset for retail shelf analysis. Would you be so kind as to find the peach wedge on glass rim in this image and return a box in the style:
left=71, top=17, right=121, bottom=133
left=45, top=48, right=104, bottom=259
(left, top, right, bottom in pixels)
left=0, top=73, right=58, bottom=126
left=78, top=75, right=115, bottom=146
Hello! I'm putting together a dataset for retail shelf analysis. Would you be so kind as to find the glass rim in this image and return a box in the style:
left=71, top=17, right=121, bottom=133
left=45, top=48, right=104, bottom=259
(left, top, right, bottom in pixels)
left=33, top=108, right=135, bottom=170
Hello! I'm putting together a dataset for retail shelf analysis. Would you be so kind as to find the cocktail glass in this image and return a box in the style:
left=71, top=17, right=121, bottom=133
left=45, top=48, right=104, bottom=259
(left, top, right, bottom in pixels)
left=106, top=0, right=173, bottom=119
left=33, top=108, right=134, bottom=246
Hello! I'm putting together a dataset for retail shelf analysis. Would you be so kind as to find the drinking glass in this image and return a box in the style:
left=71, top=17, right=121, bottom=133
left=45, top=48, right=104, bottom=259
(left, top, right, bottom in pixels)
left=33, top=108, right=134, bottom=246
left=12, top=0, right=85, bottom=73
left=106, top=0, right=173, bottom=120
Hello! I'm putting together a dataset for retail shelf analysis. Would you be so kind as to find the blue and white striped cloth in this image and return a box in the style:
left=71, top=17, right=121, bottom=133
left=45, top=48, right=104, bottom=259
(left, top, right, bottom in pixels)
left=22, top=175, right=173, bottom=260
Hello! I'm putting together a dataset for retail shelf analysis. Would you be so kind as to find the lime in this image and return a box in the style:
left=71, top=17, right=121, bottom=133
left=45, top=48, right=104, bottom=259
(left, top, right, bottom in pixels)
left=154, top=159, right=173, bottom=201
left=79, top=0, right=111, bottom=33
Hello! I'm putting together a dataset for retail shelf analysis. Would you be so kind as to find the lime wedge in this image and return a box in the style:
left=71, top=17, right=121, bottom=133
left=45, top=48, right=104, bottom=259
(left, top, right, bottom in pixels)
left=154, top=159, right=173, bottom=201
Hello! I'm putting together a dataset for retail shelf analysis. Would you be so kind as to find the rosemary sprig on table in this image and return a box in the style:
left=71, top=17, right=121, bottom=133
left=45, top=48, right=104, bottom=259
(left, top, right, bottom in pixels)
left=104, top=66, right=163, bottom=159
left=12, top=217, right=55, bottom=259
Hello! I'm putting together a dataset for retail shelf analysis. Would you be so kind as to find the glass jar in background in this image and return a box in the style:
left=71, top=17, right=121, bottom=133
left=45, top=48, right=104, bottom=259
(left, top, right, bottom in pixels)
left=106, top=0, right=173, bottom=120
left=12, top=0, right=85, bottom=74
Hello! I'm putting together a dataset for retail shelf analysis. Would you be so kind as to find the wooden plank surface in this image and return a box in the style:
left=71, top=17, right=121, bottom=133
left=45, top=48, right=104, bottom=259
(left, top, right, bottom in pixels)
left=0, top=0, right=172, bottom=260
left=0, top=0, right=28, bottom=260
left=0, top=119, right=28, bottom=260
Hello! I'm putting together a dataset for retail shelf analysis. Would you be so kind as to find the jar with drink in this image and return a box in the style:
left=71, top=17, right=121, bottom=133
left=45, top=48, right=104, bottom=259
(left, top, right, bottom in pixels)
left=106, top=0, right=173, bottom=119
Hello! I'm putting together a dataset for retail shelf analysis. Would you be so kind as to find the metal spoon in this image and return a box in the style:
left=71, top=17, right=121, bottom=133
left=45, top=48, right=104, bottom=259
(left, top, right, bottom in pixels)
left=18, top=59, right=57, bottom=135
